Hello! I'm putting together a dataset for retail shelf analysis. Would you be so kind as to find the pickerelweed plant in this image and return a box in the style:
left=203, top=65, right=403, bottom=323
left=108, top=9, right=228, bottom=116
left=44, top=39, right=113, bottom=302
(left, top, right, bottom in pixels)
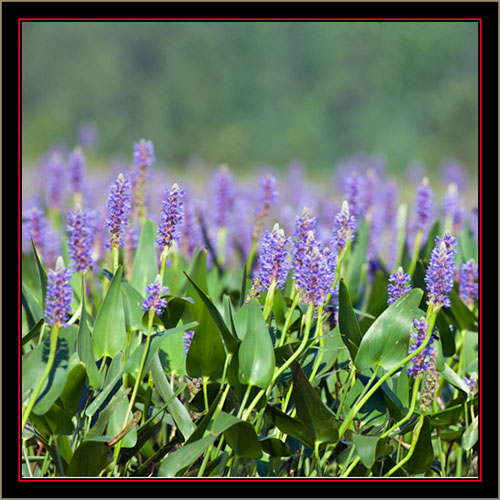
left=21, top=143, right=479, bottom=479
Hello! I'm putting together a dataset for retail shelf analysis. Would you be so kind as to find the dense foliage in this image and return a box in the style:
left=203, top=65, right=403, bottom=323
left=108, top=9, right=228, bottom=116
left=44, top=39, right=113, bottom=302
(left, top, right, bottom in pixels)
left=21, top=140, right=478, bottom=478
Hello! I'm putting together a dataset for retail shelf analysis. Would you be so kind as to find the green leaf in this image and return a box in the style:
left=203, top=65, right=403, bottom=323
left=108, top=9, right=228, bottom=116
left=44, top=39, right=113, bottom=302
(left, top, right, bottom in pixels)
left=22, top=318, right=44, bottom=347
left=77, top=276, right=104, bottom=389
left=403, top=416, right=433, bottom=474
left=59, top=362, right=86, bottom=416
left=158, top=434, right=216, bottom=477
left=121, top=282, right=146, bottom=332
left=31, top=239, right=48, bottom=305
left=22, top=328, right=74, bottom=415
left=441, top=363, right=470, bottom=394
left=353, top=434, right=380, bottom=468
left=338, top=279, right=363, bottom=361
left=150, top=352, right=196, bottom=440
left=211, top=411, right=263, bottom=459
left=457, top=225, right=478, bottom=263
left=107, top=387, right=138, bottom=448
left=260, top=437, right=291, bottom=457
left=359, top=270, right=389, bottom=334
left=345, top=218, right=370, bottom=300
left=130, top=219, right=159, bottom=296
left=265, top=404, right=315, bottom=450
left=30, top=402, right=75, bottom=436
left=238, top=298, right=275, bottom=388
left=92, top=266, right=127, bottom=360
left=462, top=415, right=478, bottom=451
left=291, top=360, right=339, bottom=445
left=447, top=289, right=477, bottom=332
left=124, top=322, right=198, bottom=377
left=160, top=295, right=195, bottom=329
left=354, top=288, right=423, bottom=370
left=184, top=271, right=237, bottom=354
left=66, top=440, right=109, bottom=476
left=85, top=372, right=123, bottom=418
left=435, top=309, right=456, bottom=357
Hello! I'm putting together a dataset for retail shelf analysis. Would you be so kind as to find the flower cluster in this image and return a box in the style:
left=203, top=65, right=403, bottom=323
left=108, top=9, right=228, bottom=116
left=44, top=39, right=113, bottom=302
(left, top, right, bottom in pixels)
left=105, top=173, right=132, bottom=250
left=213, top=164, right=234, bottom=228
left=419, top=349, right=439, bottom=413
left=133, top=138, right=156, bottom=168
left=459, top=259, right=478, bottom=308
left=183, top=330, right=195, bottom=355
left=331, top=201, right=356, bottom=252
left=387, top=267, right=411, bottom=305
left=254, top=223, right=291, bottom=292
left=407, top=317, right=438, bottom=378
left=68, top=147, right=86, bottom=196
left=425, top=232, right=458, bottom=309
left=142, top=276, right=169, bottom=315
left=157, top=183, right=185, bottom=250
left=44, top=257, right=73, bottom=328
left=413, top=177, right=434, bottom=234
left=67, top=205, right=93, bottom=272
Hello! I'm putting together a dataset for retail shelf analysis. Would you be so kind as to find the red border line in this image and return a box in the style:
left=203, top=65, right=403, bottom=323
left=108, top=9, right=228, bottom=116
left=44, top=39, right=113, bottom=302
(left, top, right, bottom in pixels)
left=18, top=16, right=483, bottom=484
left=19, top=17, right=482, bottom=21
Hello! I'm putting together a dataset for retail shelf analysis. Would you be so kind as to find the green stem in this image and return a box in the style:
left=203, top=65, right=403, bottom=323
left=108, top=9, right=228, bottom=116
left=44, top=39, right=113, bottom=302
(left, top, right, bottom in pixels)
left=112, top=308, right=155, bottom=473
left=263, top=280, right=277, bottom=322
left=112, top=246, right=120, bottom=274
left=407, top=229, right=423, bottom=276
left=384, top=414, right=425, bottom=477
left=22, top=325, right=60, bottom=431
left=202, top=376, right=210, bottom=414
left=237, top=383, right=253, bottom=419
left=336, top=363, right=357, bottom=419
left=338, top=309, right=438, bottom=440
left=308, top=305, right=325, bottom=382
left=277, top=292, right=300, bottom=347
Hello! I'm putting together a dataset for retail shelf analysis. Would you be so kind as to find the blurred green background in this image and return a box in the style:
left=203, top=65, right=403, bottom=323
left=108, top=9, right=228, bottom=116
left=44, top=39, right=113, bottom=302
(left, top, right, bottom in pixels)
left=22, top=21, right=478, bottom=174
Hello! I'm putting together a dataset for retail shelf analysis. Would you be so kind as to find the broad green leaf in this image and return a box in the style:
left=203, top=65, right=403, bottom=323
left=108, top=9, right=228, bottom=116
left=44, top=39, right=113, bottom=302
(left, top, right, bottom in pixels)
left=447, top=289, right=477, bottom=332
left=184, top=391, right=223, bottom=446
left=158, top=434, right=216, bottom=477
left=66, top=440, right=109, bottom=476
left=124, top=322, right=197, bottom=378
left=211, top=411, right=263, bottom=459
left=92, top=266, right=127, bottom=360
left=59, top=362, right=86, bottom=416
left=265, top=404, right=315, bottom=450
left=150, top=352, right=196, bottom=440
left=77, top=276, right=104, bottom=389
left=160, top=295, right=195, bottom=329
left=22, top=327, right=75, bottom=415
left=107, top=387, right=138, bottom=448
left=260, top=437, right=291, bottom=457
left=238, top=298, right=275, bottom=388
left=359, top=270, right=389, bottom=334
left=353, top=434, right=380, bottom=468
left=291, top=360, right=339, bottom=445
left=338, top=279, right=363, bottom=360
left=130, top=219, right=159, bottom=295
left=441, top=363, right=470, bottom=394
left=184, top=271, right=237, bottom=354
left=435, top=309, right=456, bottom=357
left=344, top=374, right=388, bottom=427
left=22, top=280, right=44, bottom=326
left=85, top=372, right=123, bottom=418
left=29, top=403, right=75, bottom=436
left=121, top=281, right=146, bottom=332
left=354, top=288, right=423, bottom=370
left=345, top=218, right=370, bottom=300
left=403, top=416, right=433, bottom=475
left=462, top=415, right=478, bottom=451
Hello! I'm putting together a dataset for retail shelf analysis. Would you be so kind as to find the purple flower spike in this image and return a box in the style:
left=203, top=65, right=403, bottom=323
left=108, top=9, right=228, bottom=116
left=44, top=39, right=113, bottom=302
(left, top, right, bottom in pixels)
left=459, top=259, right=478, bottom=307
left=419, top=349, right=439, bottom=412
left=255, top=223, right=291, bottom=292
left=344, top=171, right=364, bottom=219
left=142, top=276, right=169, bottom=315
left=183, top=330, right=195, bottom=355
left=407, top=317, right=437, bottom=378
left=387, top=267, right=411, bottom=305
left=67, top=204, right=93, bottom=272
left=69, top=147, right=86, bottom=196
left=254, top=174, right=278, bottom=215
left=413, top=177, right=434, bottom=234
left=464, top=373, right=477, bottom=394
left=213, top=164, right=234, bottom=228
left=45, top=152, right=66, bottom=211
left=105, top=173, right=132, bottom=250
left=133, top=138, right=155, bottom=168
left=44, top=257, right=73, bottom=328
left=157, top=183, right=185, bottom=250
left=331, top=201, right=356, bottom=252
left=425, top=232, right=457, bottom=309
left=293, top=231, right=336, bottom=306
left=22, top=207, right=47, bottom=253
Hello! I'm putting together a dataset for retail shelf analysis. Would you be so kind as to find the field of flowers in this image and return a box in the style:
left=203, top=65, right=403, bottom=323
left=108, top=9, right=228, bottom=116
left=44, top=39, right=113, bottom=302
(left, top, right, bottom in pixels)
left=21, top=138, right=478, bottom=478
